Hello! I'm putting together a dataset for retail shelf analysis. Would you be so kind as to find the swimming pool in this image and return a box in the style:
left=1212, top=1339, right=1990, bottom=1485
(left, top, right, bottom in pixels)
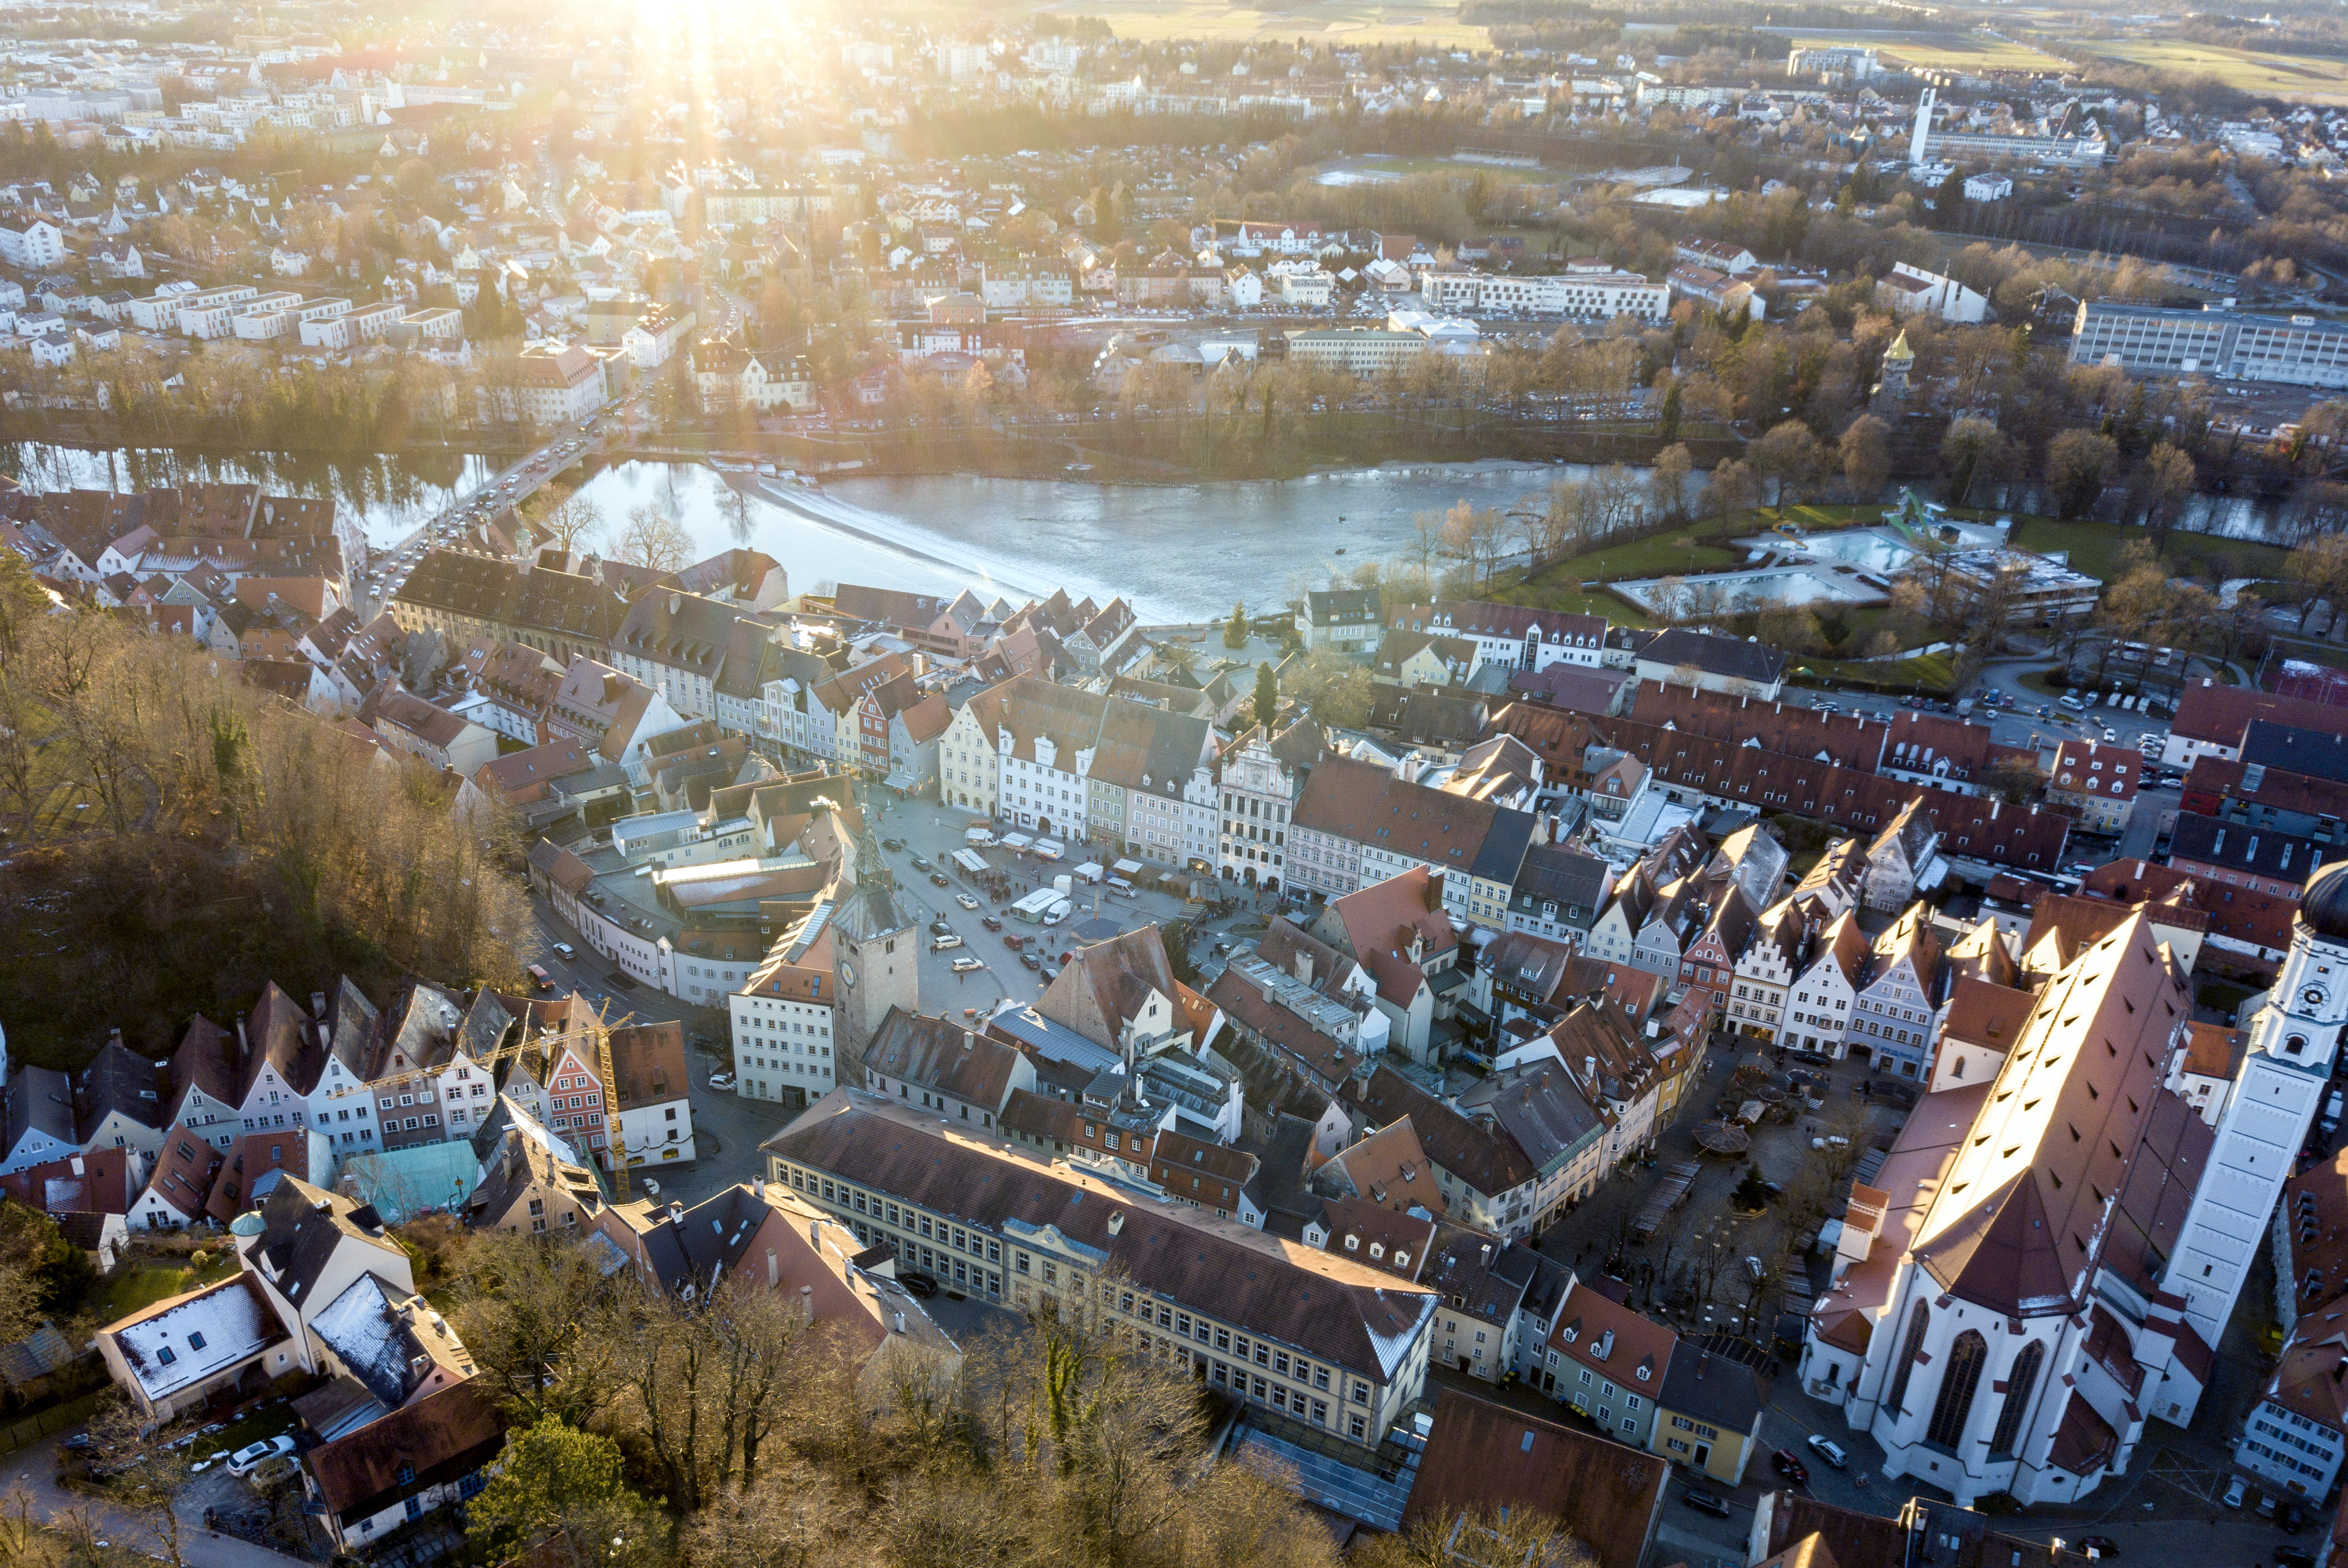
left=1613, top=562, right=1887, bottom=614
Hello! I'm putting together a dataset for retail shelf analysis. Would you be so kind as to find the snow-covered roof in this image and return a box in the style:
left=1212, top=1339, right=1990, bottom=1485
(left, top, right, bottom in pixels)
left=104, top=1275, right=281, bottom=1401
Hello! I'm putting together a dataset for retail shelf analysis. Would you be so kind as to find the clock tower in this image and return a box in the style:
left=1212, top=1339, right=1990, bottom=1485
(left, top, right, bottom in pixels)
left=2165, top=860, right=2348, bottom=1368
left=825, top=785, right=918, bottom=1066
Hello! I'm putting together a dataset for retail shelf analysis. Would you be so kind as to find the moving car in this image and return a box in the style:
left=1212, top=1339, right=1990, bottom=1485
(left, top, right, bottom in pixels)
left=956, top=894, right=980, bottom=911
left=640, top=1178, right=660, bottom=1198
left=1680, top=1490, right=1732, bottom=1518
left=1770, top=1449, right=1809, bottom=1486
left=929, top=872, right=950, bottom=887
left=981, top=916, right=1003, bottom=932
left=1020, top=952, right=1041, bottom=970
left=708, top=1072, right=736, bottom=1091
left=908, top=854, right=934, bottom=872
left=883, top=838, right=905, bottom=851
left=1805, top=1435, right=1848, bottom=1467
left=553, top=942, right=575, bottom=959
left=227, top=1436, right=295, bottom=1476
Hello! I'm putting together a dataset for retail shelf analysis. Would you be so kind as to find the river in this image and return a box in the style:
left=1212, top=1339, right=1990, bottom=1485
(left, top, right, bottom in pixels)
left=5, top=443, right=2293, bottom=625
left=575, top=459, right=1607, bottom=622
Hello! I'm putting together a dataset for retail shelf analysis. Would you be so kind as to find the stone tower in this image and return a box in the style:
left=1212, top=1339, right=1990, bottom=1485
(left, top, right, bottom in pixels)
left=2165, top=860, right=2348, bottom=1373
left=1871, top=329, right=1914, bottom=410
left=826, top=784, right=918, bottom=1065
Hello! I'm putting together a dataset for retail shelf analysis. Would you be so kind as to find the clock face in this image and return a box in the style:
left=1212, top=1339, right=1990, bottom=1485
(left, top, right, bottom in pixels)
left=840, top=959, right=856, bottom=989
left=2307, top=985, right=2329, bottom=1010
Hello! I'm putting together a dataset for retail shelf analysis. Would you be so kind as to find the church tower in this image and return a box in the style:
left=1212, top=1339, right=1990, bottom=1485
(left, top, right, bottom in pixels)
left=826, top=785, right=918, bottom=1065
left=2166, top=861, right=2348, bottom=1359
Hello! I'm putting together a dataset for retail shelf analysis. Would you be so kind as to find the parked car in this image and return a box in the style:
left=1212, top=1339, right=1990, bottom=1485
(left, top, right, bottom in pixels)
left=1002, top=932, right=1025, bottom=949
left=929, top=919, right=954, bottom=936
left=707, top=1072, right=736, bottom=1091
left=2222, top=1474, right=2248, bottom=1508
left=1805, top=1435, right=1848, bottom=1468
left=1770, top=1449, right=1809, bottom=1486
left=2074, top=1536, right=2119, bottom=1558
left=1679, top=1490, right=1732, bottom=1518
left=882, top=838, right=905, bottom=851
left=931, top=935, right=964, bottom=951
left=900, top=1271, right=940, bottom=1298
left=951, top=956, right=984, bottom=973
left=640, top=1178, right=660, bottom=1198
left=2276, top=1548, right=2317, bottom=1568
left=1020, top=952, right=1041, bottom=970
left=227, top=1436, right=295, bottom=1476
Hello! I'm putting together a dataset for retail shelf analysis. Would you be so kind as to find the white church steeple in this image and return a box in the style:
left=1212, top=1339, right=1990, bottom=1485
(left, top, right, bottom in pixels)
left=2165, top=860, right=2348, bottom=1362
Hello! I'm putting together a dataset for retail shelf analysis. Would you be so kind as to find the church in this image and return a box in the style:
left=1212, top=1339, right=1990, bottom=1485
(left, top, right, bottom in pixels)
left=1799, top=862, right=2348, bottom=1506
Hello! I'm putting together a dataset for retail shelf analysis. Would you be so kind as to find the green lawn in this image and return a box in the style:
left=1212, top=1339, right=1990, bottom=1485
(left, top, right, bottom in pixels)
left=1791, top=649, right=1960, bottom=696
left=1502, top=524, right=1748, bottom=625
left=97, top=1254, right=241, bottom=1321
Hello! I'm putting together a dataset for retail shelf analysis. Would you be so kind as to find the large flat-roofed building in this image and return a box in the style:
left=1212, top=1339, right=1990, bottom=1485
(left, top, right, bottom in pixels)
left=1285, top=327, right=1425, bottom=377
left=763, top=1089, right=1437, bottom=1451
left=2070, top=300, right=2348, bottom=389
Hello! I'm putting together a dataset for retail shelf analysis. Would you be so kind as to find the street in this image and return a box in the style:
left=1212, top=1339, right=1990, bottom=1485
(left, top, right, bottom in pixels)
left=2, top=1435, right=308, bottom=1568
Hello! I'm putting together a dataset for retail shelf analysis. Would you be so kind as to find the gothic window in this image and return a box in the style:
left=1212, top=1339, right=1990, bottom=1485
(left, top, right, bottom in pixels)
left=1926, top=1330, right=1988, bottom=1450
left=1988, top=1340, right=2043, bottom=1457
left=1887, top=1301, right=1930, bottom=1417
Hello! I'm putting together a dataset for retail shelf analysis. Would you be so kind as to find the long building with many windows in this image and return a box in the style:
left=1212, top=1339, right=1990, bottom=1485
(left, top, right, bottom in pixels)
left=2069, top=300, right=2348, bottom=389
left=762, top=1090, right=1438, bottom=1451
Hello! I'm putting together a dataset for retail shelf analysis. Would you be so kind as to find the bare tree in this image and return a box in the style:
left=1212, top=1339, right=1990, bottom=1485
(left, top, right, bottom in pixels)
left=532, top=489, right=606, bottom=557
left=85, top=1392, right=194, bottom=1568
left=613, top=505, right=695, bottom=575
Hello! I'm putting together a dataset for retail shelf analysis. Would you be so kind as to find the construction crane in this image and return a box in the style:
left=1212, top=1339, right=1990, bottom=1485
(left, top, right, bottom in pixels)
left=595, top=997, right=632, bottom=1203
left=334, top=992, right=639, bottom=1200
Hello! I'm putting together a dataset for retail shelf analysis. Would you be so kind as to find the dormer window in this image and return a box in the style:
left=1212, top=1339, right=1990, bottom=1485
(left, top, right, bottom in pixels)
left=1394, top=1251, right=1410, bottom=1268
left=1343, top=1233, right=1359, bottom=1251
left=1369, top=1242, right=1385, bottom=1259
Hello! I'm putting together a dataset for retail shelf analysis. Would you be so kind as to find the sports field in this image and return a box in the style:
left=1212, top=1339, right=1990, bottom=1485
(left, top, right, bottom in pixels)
left=1029, top=0, right=1489, bottom=45
left=2066, top=37, right=2348, bottom=104
left=1773, top=28, right=2074, bottom=74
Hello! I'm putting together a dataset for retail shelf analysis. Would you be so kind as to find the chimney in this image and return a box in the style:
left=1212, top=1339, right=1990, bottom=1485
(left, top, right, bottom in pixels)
left=311, top=992, right=327, bottom=1019
left=667, top=592, right=682, bottom=616
left=667, top=1200, right=685, bottom=1224
left=800, top=1283, right=814, bottom=1323
left=1479, top=1242, right=1490, bottom=1266
left=108, top=1027, right=123, bottom=1049
left=767, top=1248, right=778, bottom=1288
left=1585, top=1055, right=1597, bottom=1082
left=235, top=1014, right=249, bottom=1057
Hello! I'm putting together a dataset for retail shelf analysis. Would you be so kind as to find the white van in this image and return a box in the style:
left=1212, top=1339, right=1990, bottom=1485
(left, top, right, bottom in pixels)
left=1043, top=900, right=1071, bottom=926
left=965, top=826, right=998, bottom=847
left=2058, top=693, right=2088, bottom=713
